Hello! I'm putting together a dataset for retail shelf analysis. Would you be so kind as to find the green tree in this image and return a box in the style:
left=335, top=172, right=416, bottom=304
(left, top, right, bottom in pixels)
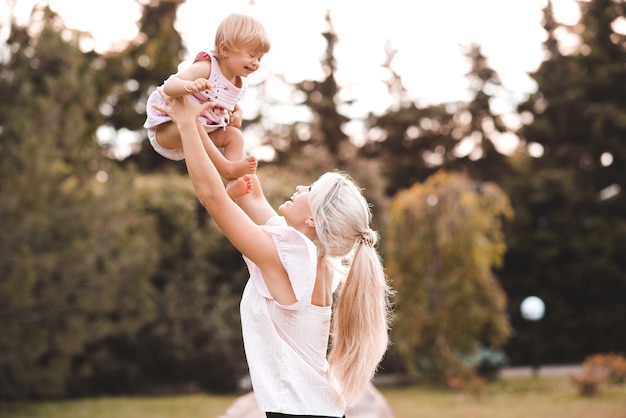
left=100, top=0, right=187, bottom=171
left=256, top=11, right=388, bottom=227
left=501, top=0, right=626, bottom=364
left=450, top=44, right=515, bottom=182
left=361, top=43, right=513, bottom=197
left=0, top=6, right=158, bottom=398
left=360, top=73, right=456, bottom=196
left=387, top=171, right=512, bottom=385
left=260, top=12, right=355, bottom=172
left=101, top=175, right=250, bottom=394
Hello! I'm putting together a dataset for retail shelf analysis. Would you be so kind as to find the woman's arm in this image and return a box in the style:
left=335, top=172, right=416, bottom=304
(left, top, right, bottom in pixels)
left=152, top=91, right=296, bottom=304
left=235, top=174, right=277, bottom=226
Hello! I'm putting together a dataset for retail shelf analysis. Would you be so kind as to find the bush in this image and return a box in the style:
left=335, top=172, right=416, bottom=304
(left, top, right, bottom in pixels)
left=570, top=369, right=606, bottom=397
left=473, top=347, right=509, bottom=381
left=583, top=353, right=626, bottom=385
left=570, top=352, right=626, bottom=397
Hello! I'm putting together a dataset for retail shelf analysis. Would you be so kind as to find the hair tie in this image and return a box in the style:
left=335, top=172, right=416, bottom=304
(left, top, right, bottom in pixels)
left=357, top=228, right=375, bottom=247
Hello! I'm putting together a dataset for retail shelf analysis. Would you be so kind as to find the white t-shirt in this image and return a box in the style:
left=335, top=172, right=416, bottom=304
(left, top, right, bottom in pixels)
left=240, top=216, right=346, bottom=417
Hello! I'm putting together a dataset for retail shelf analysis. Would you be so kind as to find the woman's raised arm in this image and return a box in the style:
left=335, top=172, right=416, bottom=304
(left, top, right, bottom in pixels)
left=151, top=91, right=295, bottom=304
left=234, top=174, right=277, bottom=225
left=152, top=92, right=274, bottom=265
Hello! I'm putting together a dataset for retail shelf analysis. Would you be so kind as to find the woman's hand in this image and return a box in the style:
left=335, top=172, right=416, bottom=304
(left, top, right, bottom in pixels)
left=152, top=88, right=215, bottom=127
left=229, top=104, right=243, bottom=128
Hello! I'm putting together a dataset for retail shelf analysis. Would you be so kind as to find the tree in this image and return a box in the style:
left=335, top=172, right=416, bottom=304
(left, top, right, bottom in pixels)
left=386, top=171, right=512, bottom=385
left=96, top=175, right=250, bottom=395
left=100, top=0, right=187, bottom=171
left=254, top=11, right=388, bottom=228
left=361, top=43, right=514, bottom=197
left=502, top=0, right=626, bottom=363
left=259, top=12, right=355, bottom=171
left=449, top=44, right=515, bottom=182
left=360, top=59, right=457, bottom=196
left=0, top=6, right=159, bottom=398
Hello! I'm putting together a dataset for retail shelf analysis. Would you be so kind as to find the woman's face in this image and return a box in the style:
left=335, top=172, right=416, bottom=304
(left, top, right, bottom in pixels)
left=279, top=185, right=312, bottom=227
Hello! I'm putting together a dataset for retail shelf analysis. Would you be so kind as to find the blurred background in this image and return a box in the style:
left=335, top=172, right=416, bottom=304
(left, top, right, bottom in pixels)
left=0, top=0, right=625, bottom=401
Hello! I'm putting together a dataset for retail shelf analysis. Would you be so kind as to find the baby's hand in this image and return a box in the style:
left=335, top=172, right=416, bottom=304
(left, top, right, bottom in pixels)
left=184, top=78, right=212, bottom=94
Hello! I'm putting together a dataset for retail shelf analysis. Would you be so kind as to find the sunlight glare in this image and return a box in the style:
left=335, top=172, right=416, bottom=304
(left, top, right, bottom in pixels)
left=600, top=152, right=613, bottom=167
left=527, top=142, right=544, bottom=158
left=611, top=16, right=626, bottom=35
left=492, top=132, right=520, bottom=155
left=454, top=137, right=475, bottom=158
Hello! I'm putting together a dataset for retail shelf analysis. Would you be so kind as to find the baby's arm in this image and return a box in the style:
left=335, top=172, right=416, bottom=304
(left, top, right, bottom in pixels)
left=163, top=59, right=212, bottom=97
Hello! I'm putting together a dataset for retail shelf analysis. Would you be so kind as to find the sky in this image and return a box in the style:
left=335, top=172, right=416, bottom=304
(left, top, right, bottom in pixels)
left=1, top=0, right=583, bottom=156
left=2, top=0, right=582, bottom=105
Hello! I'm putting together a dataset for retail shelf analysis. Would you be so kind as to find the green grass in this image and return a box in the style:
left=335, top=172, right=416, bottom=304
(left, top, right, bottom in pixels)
left=1, top=377, right=625, bottom=418
left=0, top=394, right=234, bottom=418
left=380, top=376, right=626, bottom=418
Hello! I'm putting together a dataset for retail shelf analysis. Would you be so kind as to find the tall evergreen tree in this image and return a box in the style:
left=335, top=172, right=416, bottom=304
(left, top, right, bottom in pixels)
left=360, top=58, right=457, bottom=196
left=261, top=12, right=355, bottom=172
left=361, top=43, right=513, bottom=196
left=501, top=0, right=626, bottom=364
left=0, top=5, right=158, bottom=398
left=449, top=44, right=515, bottom=182
left=101, top=0, right=186, bottom=171
left=254, top=11, right=388, bottom=228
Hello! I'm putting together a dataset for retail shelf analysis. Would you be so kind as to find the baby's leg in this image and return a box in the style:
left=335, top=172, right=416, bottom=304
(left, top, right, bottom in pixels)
left=154, top=122, right=182, bottom=150
left=208, top=126, right=257, bottom=180
left=226, top=174, right=253, bottom=199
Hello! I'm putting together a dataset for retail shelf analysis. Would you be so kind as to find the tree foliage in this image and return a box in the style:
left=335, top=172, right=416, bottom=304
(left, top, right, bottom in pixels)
left=501, top=0, right=626, bottom=363
left=101, top=0, right=187, bottom=171
left=0, top=6, right=159, bottom=398
left=360, top=43, right=514, bottom=196
left=2, top=0, right=626, bottom=400
left=387, top=171, right=512, bottom=384
left=261, top=12, right=355, bottom=172
left=0, top=4, right=248, bottom=399
left=68, top=175, right=249, bottom=396
left=255, top=12, right=388, bottom=228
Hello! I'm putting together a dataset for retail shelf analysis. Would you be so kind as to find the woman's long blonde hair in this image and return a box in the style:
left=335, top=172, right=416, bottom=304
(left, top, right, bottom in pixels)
left=308, top=171, right=393, bottom=403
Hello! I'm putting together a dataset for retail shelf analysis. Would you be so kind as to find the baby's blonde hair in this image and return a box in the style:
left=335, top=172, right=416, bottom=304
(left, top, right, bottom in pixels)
left=308, top=171, right=393, bottom=404
left=213, top=13, right=270, bottom=58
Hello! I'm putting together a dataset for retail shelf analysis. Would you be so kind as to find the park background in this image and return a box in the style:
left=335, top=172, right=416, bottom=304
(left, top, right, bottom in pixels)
left=1, top=0, right=625, bottom=407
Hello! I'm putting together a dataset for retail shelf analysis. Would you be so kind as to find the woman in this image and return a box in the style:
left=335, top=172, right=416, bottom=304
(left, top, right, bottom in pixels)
left=153, top=90, right=393, bottom=418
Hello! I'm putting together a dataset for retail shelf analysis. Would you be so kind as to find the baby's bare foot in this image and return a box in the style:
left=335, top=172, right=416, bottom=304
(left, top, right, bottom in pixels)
left=226, top=175, right=253, bottom=199
left=222, top=155, right=257, bottom=180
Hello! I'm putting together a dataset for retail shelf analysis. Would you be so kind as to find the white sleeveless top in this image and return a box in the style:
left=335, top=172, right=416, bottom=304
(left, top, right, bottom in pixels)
left=143, top=52, right=247, bottom=132
left=188, top=52, right=247, bottom=129
left=240, top=216, right=346, bottom=417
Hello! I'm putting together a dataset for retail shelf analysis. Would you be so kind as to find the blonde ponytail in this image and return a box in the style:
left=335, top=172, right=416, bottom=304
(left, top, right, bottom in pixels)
left=308, top=171, right=393, bottom=404
left=328, top=240, right=392, bottom=403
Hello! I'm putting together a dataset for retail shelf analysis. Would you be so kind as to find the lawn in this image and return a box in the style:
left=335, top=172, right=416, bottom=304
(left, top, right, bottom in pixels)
left=379, top=376, right=626, bottom=418
left=1, top=376, right=625, bottom=418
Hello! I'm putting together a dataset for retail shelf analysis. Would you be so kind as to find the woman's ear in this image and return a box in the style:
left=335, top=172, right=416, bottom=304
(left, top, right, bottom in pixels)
left=305, top=218, right=315, bottom=228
